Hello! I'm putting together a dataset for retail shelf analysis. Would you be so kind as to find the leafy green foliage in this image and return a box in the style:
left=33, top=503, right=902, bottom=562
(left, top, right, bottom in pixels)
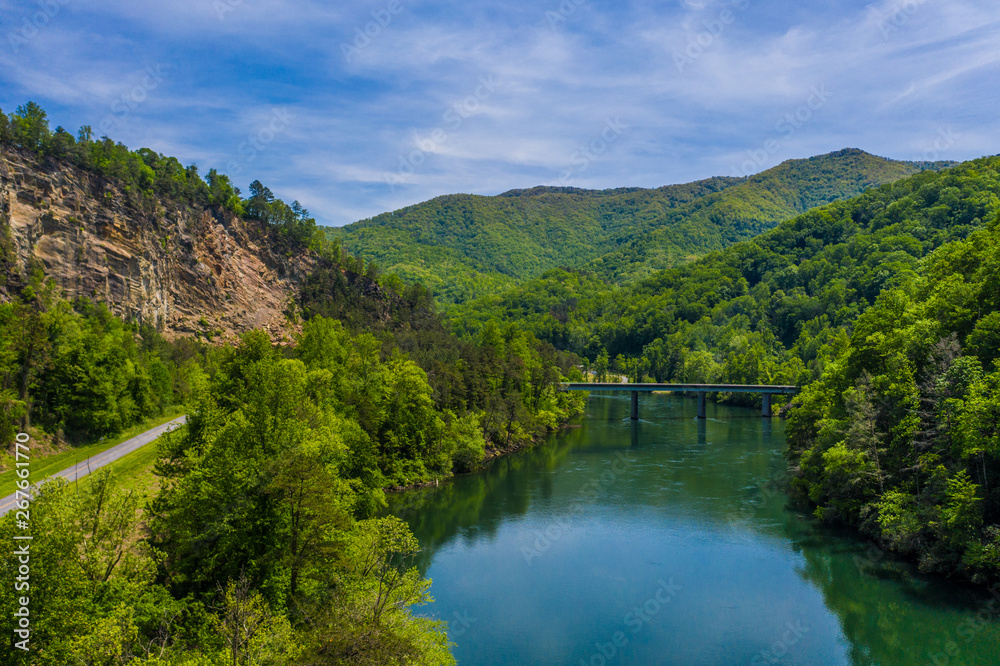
left=299, top=255, right=586, bottom=461
left=460, top=157, right=1000, bottom=409
left=0, top=281, right=210, bottom=449
left=787, top=211, right=1000, bottom=583
left=331, top=149, right=944, bottom=306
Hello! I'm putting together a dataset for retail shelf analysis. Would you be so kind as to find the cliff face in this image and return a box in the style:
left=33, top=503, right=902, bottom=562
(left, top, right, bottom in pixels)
left=0, top=146, right=312, bottom=342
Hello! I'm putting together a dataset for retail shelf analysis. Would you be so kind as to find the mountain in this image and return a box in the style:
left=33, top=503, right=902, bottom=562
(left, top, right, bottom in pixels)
left=329, top=175, right=741, bottom=305
left=450, top=155, right=1000, bottom=585
left=583, top=148, right=951, bottom=283
left=330, top=149, right=951, bottom=304
left=465, top=155, right=1000, bottom=372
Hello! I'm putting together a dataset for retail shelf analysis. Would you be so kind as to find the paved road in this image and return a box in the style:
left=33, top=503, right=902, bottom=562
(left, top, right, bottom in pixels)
left=0, top=415, right=187, bottom=516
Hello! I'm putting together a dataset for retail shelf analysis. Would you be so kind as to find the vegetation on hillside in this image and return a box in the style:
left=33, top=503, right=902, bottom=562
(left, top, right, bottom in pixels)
left=1, top=102, right=589, bottom=663
left=0, top=269, right=209, bottom=453
left=786, top=214, right=1000, bottom=583
left=454, top=156, right=1000, bottom=584
left=459, top=158, right=1000, bottom=397
left=0, top=102, right=320, bottom=253
left=331, top=149, right=948, bottom=305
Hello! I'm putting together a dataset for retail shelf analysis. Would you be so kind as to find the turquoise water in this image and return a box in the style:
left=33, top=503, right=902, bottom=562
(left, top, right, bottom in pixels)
left=389, top=394, right=1000, bottom=665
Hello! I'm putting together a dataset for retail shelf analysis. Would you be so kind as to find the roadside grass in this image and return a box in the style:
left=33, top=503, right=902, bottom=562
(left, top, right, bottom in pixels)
left=0, top=409, right=185, bottom=499
left=73, top=424, right=188, bottom=500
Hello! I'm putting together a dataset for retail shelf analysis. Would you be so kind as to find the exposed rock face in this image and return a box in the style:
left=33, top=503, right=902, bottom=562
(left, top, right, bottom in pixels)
left=0, top=146, right=312, bottom=342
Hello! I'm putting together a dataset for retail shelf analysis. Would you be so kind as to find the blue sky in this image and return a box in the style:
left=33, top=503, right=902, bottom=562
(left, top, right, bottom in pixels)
left=1, top=0, right=998, bottom=226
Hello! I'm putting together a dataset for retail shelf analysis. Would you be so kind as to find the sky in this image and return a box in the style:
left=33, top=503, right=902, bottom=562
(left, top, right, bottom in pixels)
left=1, top=0, right=999, bottom=227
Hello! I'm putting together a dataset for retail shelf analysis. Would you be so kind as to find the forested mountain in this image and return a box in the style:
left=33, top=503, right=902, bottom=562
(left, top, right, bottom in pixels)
left=3, top=97, right=998, bottom=664
left=331, top=149, right=947, bottom=304
left=456, top=155, right=1000, bottom=584
left=0, top=102, right=585, bottom=664
left=329, top=176, right=740, bottom=304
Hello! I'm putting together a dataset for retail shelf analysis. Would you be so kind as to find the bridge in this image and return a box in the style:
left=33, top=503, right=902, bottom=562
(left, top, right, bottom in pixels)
left=559, top=383, right=801, bottom=419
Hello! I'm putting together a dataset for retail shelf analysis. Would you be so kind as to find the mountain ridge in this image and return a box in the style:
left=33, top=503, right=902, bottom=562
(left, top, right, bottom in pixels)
left=331, top=148, right=953, bottom=303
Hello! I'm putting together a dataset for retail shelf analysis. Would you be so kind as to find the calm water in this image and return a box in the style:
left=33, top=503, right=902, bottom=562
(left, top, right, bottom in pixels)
left=389, top=394, right=1000, bottom=665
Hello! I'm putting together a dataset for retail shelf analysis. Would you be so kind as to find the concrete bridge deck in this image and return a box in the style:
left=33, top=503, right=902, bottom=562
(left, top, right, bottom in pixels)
left=559, top=383, right=800, bottom=419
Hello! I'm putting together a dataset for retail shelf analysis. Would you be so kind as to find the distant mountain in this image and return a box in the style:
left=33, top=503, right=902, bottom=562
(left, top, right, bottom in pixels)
left=329, top=176, right=740, bottom=305
left=585, top=148, right=952, bottom=284
left=330, top=149, right=951, bottom=304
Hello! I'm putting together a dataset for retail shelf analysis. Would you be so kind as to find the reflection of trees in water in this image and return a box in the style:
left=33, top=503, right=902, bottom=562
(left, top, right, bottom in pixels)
left=389, top=394, right=787, bottom=571
left=792, top=520, right=1000, bottom=665
left=388, top=425, right=585, bottom=572
left=392, top=393, right=1000, bottom=663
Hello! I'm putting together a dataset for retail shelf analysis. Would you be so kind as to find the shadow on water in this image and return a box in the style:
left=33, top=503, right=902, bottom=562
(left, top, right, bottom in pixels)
left=389, top=394, right=1000, bottom=666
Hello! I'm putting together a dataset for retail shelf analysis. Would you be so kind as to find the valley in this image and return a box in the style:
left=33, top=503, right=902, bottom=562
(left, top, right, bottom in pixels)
left=1, top=102, right=998, bottom=665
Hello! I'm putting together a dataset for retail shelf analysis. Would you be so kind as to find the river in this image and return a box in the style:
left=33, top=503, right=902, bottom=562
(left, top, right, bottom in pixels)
left=389, top=393, right=1000, bottom=665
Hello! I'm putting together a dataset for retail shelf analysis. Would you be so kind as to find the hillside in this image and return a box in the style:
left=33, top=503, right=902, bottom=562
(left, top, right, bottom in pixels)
left=0, top=105, right=583, bottom=465
left=584, top=148, right=950, bottom=283
left=463, top=156, right=1000, bottom=373
left=0, top=147, right=312, bottom=344
left=331, top=149, right=948, bottom=304
left=329, top=176, right=741, bottom=304
left=452, top=155, right=1000, bottom=585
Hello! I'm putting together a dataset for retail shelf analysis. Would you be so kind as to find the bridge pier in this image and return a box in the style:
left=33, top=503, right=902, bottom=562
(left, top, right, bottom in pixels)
left=697, top=393, right=707, bottom=419
left=762, top=393, right=772, bottom=418
left=631, top=391, right=639, bottom=420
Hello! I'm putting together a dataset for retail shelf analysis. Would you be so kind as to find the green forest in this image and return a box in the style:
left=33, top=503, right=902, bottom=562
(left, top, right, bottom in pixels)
left=3, top=98, right=1000, bottom=663
left=452, top=156, right=1000, bottom=584
left=0, top=102, right=584, bottom=664
left=329, top=148, right=946, bottom=305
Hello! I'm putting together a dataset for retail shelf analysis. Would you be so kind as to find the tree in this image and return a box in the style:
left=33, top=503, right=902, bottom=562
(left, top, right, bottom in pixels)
left=594, top=349, right=610, bottom=383
left=13, top=101, right=50, bottom=151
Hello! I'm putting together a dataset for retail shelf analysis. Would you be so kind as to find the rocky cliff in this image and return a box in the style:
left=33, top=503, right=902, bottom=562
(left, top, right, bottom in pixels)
left=0, top=146, right=312, bottom=342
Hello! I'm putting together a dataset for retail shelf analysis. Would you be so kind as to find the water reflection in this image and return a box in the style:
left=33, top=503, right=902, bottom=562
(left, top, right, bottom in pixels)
left=389, top=394, right=1000, bottom=665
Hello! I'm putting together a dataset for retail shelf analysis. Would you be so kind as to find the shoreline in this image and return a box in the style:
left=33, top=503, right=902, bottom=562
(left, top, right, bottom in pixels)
left=385, top=419, right=584, bottom=493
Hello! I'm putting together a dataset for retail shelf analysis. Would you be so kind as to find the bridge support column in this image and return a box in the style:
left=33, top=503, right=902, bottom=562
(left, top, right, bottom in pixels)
left=697, top=393, right=707, bottom=419
left=762, top=393, right=772, bottom=418
left=630, top=391, right=639, bottom=420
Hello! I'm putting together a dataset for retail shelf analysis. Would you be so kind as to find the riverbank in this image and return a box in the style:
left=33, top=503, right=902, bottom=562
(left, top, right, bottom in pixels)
left=386, top=396, right=588, bottom=493
left=388, top=392, right=1000, bottom=666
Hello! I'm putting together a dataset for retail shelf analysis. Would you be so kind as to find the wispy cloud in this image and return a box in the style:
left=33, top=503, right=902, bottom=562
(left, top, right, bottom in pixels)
left=1, top=0, right=998, bottom=225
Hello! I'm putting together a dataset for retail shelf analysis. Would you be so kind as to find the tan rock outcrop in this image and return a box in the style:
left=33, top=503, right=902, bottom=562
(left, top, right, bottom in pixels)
left=0, top=146, right=312, bottom=342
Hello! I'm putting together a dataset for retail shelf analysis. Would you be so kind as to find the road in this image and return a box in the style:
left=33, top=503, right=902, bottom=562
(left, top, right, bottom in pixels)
left=0, top=415, right=187, bottom=516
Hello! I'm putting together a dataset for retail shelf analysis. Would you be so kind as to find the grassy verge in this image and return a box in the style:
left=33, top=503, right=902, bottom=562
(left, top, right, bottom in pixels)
left=74, top=424, right=188, bottom=500
left=0, top=409, right=185, bottom=498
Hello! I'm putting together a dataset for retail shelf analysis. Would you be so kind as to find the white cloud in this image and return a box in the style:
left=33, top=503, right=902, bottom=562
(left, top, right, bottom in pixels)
left=1, top=0, right=999, bottom=226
